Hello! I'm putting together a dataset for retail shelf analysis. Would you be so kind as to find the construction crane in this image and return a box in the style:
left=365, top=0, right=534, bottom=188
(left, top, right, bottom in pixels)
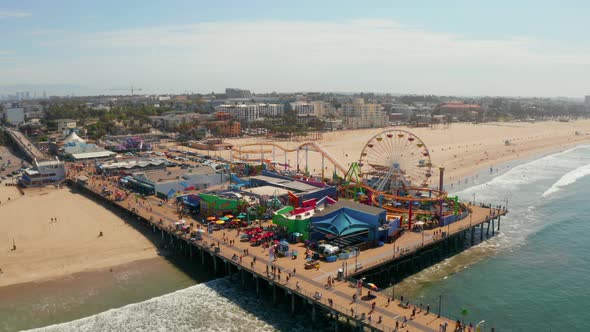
left=109, top=86, right=143, bottom=96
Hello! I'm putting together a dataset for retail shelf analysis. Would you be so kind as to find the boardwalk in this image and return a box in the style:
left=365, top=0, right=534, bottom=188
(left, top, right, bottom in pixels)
left=69, top=165, right=505, bottom=332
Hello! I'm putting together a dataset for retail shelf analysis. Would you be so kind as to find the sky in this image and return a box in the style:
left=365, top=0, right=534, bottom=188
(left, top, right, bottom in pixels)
left=1, top=0, right=589, bottom=97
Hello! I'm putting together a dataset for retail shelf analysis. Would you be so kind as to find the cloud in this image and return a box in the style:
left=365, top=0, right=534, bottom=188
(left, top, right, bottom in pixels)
left=0, top=9, right=31, bottom=19
left=14, top=19, right=590, bottom=96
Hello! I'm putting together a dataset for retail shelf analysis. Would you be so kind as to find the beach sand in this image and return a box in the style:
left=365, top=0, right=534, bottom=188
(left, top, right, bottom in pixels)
left=0, top=186, right=159, bottom=288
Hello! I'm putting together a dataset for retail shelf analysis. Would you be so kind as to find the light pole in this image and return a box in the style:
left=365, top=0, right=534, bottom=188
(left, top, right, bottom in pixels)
left=354, top=247, right=359, bottom=271
left=476, top=320, right=485, bottom=332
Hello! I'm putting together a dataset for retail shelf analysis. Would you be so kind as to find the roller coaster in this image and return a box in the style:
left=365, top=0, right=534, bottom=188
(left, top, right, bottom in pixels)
left=231, top=129, right=466, bottom=227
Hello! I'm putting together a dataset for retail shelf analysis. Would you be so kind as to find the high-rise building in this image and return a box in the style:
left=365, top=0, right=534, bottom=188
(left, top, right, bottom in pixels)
left=340, top=98, right=387, bottom=129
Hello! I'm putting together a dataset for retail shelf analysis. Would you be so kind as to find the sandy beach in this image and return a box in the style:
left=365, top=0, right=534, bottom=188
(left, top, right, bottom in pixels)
left=0, top=186, right=159, bottom=288
left=223, top=120, right=590, bottom=186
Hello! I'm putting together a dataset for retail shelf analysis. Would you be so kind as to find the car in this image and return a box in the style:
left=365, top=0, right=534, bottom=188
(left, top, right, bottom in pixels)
left=318, top=244, right=340, bottom=256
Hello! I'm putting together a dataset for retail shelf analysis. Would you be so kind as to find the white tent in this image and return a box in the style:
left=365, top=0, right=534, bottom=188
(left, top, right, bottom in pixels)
left=63, top=131, right=86, bottom=144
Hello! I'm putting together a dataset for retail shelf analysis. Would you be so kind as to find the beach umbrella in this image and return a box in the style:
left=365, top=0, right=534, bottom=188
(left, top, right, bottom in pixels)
left=178, top=219, right=186, bottom=224
left=366, top=282, right=378, bottom=290
left=220, top=216, right=229, bottom=221
left=216, top=220, right=225, bottom=225
left=232, top=218, right=241, bottom=222
left=224, top=214, right=234, bottom=219
left=207, top=216, right=216, bottom=221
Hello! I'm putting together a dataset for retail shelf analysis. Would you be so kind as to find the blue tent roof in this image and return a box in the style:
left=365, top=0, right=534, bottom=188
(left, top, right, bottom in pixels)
left=312, top=211, right=371, bottom=237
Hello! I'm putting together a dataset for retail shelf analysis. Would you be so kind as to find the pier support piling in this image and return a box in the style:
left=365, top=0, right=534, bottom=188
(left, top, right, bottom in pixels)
left=480, top=223, right=484, bottom=242
left=255, top=276, right=260, bottom=294
left=272, top=284, right=277, bottom=304
left=312, top=303, right=317, bottom=323
left=291, top=292, right=295, bottom=315
left=492, top=218, right=495, bottom=236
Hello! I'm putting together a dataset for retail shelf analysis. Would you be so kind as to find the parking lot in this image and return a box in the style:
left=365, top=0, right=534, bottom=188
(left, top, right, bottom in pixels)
left=0, top=145, right=29, bottom=184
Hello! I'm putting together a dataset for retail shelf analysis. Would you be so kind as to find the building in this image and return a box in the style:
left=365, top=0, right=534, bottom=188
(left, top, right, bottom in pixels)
left=3, top=107, right=25, bottom=126
left=248, top=171, right=337, bottom=204
left=437, top=102, right=481, bottom=117
left=341, top=99, right=387, bottom=129
left=56, top=119, right=77, bottom=131
left=148, top=112, right=209, bottom=130
left=122, top=165, right=228, bottom=198
left=214, top=104, right=260, bottom=122
left=225, top=88, right=252, bottom=99
left=206, top=118, right=241, bottom=137
left=60, top=132, right=117, bottom=161
left=309, top=200, right=388, bottom=248
left=585, top=95, right=590, bottom=111
left=258, top=103, right=284, bottom=117
left=291, top=102, right=315, bottom=116
left=97, top=158, right=170, bottom=175
left=20, top=158, right=66, bottom=187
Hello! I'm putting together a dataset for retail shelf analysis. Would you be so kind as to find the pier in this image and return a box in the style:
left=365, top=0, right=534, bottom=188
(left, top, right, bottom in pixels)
left=2, top=127, right=48, bottom=161
left=67, top=169, right=506, bottom=332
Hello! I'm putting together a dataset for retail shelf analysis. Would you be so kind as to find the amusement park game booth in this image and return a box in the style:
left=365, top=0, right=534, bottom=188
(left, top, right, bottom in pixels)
left=309, top=200, right=387, bottom=249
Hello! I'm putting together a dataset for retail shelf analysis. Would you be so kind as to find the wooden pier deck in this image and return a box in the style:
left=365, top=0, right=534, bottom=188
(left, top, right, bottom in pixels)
left=68, top=168, right=506, bottom=332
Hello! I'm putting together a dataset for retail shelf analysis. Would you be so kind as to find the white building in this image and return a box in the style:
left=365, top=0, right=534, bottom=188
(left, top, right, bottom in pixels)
left=56, top=119, right=77, bottom=131
left=258, top=103, right=284, bottom=117
left=21, top=158, right=66, bottom=187
left=341, top=99, right=387, bottom=129
left=214, top=104, right=260, bottom=122
left=291, top=102, right=315, bottom=116
left=3, top=108, right=25, bottom=125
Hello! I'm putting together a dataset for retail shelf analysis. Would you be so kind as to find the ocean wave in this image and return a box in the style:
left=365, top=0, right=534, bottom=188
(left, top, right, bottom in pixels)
left=542, top=163, right=590, bottom=198
left=396, top=146, right=590, bottom=295
left=26, top=278, right=308, bottom=332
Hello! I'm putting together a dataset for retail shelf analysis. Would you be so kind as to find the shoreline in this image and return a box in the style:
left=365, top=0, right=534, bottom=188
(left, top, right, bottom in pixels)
left=0, top=185, right=161, bottom=288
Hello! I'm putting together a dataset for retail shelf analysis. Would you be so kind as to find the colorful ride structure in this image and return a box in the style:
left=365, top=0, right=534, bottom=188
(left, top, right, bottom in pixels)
left=230, top=129, right=467, bottom=229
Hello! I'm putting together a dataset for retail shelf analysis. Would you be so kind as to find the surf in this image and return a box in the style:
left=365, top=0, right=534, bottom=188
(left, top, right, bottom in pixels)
left=542, top=163, right=590, bottom=197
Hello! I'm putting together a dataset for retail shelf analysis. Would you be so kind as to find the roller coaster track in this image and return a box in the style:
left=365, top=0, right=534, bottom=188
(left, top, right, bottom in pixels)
left=232, top=141, right=348, bottom=174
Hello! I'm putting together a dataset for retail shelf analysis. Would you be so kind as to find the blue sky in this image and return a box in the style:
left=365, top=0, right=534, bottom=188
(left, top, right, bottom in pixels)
left=1, top=0, right=589, bottom=96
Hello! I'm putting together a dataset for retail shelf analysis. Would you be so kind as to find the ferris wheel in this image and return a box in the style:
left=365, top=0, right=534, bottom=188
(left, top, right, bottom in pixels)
left=359, top=129, right=432, bottom=192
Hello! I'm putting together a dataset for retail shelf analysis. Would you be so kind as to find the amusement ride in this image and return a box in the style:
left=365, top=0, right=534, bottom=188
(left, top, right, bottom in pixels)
left=231, top=128, right=466, bottom=229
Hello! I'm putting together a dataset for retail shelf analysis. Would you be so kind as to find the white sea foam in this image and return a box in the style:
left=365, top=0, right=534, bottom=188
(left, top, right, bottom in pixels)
left=542, top=163, right=590, bottom=197
left=392, top=145, right=590, bottom=296
left=27, top=278, right=308, bottom=332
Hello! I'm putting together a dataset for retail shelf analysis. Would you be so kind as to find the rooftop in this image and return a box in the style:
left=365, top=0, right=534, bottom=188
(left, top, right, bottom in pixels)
left=313, top=199, right=386, bottom=217
left=250, top=175, right=319, bottom=193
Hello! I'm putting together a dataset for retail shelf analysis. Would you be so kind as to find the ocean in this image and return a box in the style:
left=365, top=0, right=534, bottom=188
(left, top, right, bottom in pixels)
left=8, top=145, right=590, bottom=331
